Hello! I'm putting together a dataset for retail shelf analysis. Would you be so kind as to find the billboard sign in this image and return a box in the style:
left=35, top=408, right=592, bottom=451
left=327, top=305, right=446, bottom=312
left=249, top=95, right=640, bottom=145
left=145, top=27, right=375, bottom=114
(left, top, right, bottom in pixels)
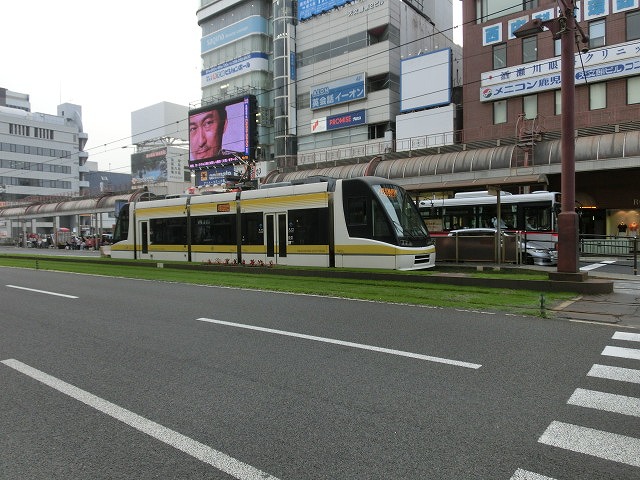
left=131, top=148, right=173, bottom=185
left=480, top=39, right=640, bottom=102
left=401, top=48, right=452, bottom=112
left=310, top=116, right=327, bottom=134
left=310, top=73, right=366, bottom=110
left=298, top=0, right=351, bottom=21
left=202, top=53, right=269, bottom=87
left=188, top=96, right=256, bottom=170
left=201, top=16, right=268, bottom=54
left=326, top=110, right=366, bottom=131
left=196, top=166, right=237, bottom=187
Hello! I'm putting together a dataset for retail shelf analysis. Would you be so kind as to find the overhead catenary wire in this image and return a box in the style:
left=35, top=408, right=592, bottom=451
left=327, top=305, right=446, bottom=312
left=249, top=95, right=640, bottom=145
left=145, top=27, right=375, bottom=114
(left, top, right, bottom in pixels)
left=0, top=0, right=562, bottom=181
left=0, top=1, right=614, bottom=187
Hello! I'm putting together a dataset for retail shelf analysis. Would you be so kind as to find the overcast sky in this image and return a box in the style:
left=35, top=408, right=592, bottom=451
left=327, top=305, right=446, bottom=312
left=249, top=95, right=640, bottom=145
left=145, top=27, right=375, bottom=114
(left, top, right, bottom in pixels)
left=2, top=1, right=201, bottom=174
left=2, top=1, right=461, bottom=175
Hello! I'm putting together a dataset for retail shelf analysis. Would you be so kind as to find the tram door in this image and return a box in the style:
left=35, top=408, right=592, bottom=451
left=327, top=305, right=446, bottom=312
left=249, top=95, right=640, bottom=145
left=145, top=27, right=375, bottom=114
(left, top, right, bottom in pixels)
left=140, top=221, right=149, bottom=256
left=265, top=212, right=288, bottom=263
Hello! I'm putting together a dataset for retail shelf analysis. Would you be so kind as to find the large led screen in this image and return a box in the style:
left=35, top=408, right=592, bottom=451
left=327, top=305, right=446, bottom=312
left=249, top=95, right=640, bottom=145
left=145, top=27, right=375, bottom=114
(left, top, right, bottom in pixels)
left=188, top=96, right=256, bottom=169
left=131, top=148, right=168, bottom=185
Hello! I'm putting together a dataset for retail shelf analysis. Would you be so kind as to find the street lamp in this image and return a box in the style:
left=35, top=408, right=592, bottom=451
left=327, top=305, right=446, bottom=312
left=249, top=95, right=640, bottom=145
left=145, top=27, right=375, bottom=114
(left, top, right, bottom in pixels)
left=514, top=1, right=589, bottom=278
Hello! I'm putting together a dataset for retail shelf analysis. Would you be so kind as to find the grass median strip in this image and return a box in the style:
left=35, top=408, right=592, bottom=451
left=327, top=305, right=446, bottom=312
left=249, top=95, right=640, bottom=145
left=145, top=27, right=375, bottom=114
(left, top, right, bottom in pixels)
left=0, top=254, right=575, bottom=317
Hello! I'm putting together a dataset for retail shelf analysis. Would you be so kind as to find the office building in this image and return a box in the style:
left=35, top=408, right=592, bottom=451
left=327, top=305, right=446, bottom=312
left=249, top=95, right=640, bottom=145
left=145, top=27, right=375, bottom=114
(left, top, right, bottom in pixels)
left=260, top=0, right=640, bottom=237
left=460, top=0, right=640, bottom=235
left=0, top=88, right=89, bottom=204
left=128, top=102, right=192, bottom=196
left=195, top=0, right=461, bottom=182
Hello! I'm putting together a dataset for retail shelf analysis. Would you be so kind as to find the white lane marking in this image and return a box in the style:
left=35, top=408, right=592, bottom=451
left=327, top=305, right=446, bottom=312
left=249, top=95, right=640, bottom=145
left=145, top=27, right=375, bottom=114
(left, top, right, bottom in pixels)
left=196, top=318, right=482, bottom=369
left=510, top=469, right=557, bottom=480
left=588, top=364, right=640, bottom=384
left=1, top=359, right=280, bottom=480
left=538, top=421, right=640, bottom=467
left=602, top=346, right=640, bottom=361
left=613, top=331, right=640, bottom=343
left=6, top=284, right=78, bottom=299
left=580, top=260, right=617, bottom=271
left=567, top=388, right=640, bottom=417
left=580, top=263, right=606, bottom=271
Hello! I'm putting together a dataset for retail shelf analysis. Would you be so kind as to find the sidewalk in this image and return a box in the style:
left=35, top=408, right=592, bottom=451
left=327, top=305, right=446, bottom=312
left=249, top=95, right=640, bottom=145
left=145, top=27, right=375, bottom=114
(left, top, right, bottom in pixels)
left=441, top=260, right=640, bottom=328
left=549, top=268, right=640, bottom=329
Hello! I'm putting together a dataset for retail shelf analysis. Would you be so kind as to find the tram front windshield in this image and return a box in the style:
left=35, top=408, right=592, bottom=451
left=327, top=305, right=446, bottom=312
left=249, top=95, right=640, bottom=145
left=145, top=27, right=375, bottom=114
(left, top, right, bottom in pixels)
left=373, top=184, right=431, bottom=245
left=112, top=203, right=130, bottom=244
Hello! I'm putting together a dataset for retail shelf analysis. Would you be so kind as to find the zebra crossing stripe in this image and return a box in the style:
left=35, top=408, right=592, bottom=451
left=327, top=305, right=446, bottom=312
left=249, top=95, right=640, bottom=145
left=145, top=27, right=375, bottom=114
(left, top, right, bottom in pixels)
left=510, top=468, right=557, bottom=480
left=567, top=388, right=640, bottom=417
left=588, top=364, right=640, bottom=384
left=528, top=332, right=640, bottom=474
left=613, top=331, right=640, bottom=342
left=601, top=346, right=640, bottom=361
left=539, top=421, right=640, bottom=468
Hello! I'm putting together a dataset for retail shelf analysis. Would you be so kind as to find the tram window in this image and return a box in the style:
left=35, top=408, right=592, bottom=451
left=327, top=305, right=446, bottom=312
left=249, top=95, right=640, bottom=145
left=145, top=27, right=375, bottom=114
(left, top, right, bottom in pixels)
left=192, top=217, right=213, bottom=244
left=113, top=204, right=129, bottom=243
left=372, top=202, right=393, bottom=241
left=288, top=208, right=329, bottom=245
left=242, top=212, right=263, bottom=245
left=346, top=197, right=367, bottom=225
left=192, top=215, right=237, bottom=244
left=150, top=217, right=187, bottom=245
left=212, top=214, right=236, bottom=244
left=345, top=196, right=373, bottom=238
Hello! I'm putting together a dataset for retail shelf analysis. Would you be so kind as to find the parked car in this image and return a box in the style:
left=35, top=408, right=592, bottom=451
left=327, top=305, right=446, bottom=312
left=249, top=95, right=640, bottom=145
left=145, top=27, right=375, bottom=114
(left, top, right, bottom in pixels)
left=447, top=228, right=557, bottom=266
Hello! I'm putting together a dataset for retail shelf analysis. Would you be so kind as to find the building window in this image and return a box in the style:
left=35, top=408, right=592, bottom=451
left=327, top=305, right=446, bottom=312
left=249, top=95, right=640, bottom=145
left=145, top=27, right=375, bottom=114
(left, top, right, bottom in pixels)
left=555, top=90, right=562, bottom=115
left=589, top=83, right=606, bottom=110
left=367, top=73, right=399, bottom=94
left=628, top=76, right=640, bottom=104
left=522, top=36, right=537, bottom=63
left=368, top=24, right=399, bottom=46
left=493, top=100, right=507, bottom=124
left=8, top=124, right=30, bottom=136
left=589, top=20, right=605, bottom=49
left=493, top=43, right=507, bottom=69
left=368, top=123, right=387, bottom=140
left=297, top=92, right=310, bottom=109
left=628, top=11, right=640, bottom=41
left=554, top=38, right=561, bottom=56
left=523, top=94, right=537, bottom=119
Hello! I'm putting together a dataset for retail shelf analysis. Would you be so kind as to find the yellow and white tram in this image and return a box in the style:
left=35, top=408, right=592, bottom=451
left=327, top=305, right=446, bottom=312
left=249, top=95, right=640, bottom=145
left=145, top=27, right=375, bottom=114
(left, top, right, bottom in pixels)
left=111, top=176, right=436, bottom=270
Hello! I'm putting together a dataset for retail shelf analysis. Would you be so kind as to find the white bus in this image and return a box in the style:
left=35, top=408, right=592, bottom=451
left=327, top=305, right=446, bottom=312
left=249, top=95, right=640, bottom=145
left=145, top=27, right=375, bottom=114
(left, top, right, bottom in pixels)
left=418, top=190, right=560, bottom=248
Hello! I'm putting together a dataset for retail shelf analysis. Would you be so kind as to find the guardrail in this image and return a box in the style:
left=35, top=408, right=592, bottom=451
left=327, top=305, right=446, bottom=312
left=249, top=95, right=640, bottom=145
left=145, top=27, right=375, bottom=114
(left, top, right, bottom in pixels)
left=579, top=235, right=639, bottom=257
left=579, top=234, right=638, bottom=275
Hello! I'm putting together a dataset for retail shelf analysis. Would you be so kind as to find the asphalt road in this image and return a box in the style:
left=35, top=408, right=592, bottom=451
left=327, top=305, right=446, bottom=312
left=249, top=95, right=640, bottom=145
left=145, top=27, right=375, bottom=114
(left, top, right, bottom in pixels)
left=1, top=267, right=639, bottom=479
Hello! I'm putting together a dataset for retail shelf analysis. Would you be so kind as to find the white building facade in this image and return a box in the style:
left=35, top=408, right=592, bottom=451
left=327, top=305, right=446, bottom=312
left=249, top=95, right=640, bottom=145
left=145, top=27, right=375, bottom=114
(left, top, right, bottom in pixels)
left=0, top=87, right=89, bottom=205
